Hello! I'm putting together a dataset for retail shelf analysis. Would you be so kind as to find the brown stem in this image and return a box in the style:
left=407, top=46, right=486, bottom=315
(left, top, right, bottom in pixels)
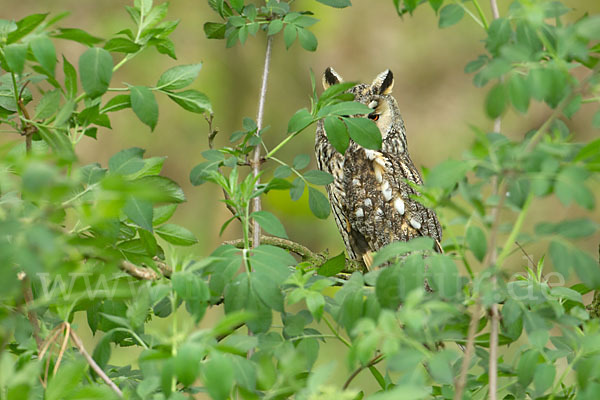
left=21, top=276, right=43, bottom=350
left=489, top=0, right=500, bottom=20
left=70, top=328, right=123, bottom=397
left=489, top=303, right=499, bottom=400
left=454, top=302, right=482, bottom=400
left=250, top=35, right=274, bottom=250
left=342, top=354, right=384, bottom=390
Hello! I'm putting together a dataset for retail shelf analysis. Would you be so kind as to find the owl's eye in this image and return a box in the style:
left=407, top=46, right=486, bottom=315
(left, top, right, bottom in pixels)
left=368, top=113, right=380, bottom=121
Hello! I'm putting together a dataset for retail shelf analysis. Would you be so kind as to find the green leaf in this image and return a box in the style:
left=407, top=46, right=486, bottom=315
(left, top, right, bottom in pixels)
left=425, top=159, right=469, bottom=189
left=104, top=37, right=141, bottom=53
left=63, top=56, right=78, bottom=98
left=555, top=166, right=594, bottom=209
left=517, top=350, right=538, bottom=386
left=428, top=351, right=454, bottom=385
left=101, top=94, right=131, bottom=113
left=297, top=28, right=317, bottom=51
left=51, top=28, right=103, bottom=46
left=131, top=86, right=158, bottom=131
left=429, top=254, right=461, bottom=299
left=79, top=47, right=113, bottom=98
left=428, top=0, right=443, bottom=13
left=268, top=19, right=283, bottom=36
left=572, top=248, right=600, bottom=289
left=535, top=219, right=598, bottom=239
left=549, top=240, right=571, bottom=278
left=108, top=147, right=145, bottom=175
left=293, top=154, right=310, bottom=170
left=137, top=175, right=186, bottom=203
left=318, top=101, right=372, bottom=118
left=323, top=116, right=350, bottom=154
left=124, top=197, right=153, bottom=231
left=466, top=225, right=486, bottom=262
left=371, top=237, right=434, bottom=268
left=37, top=126, right=76, bottom=162
left=576, top=15, right=600, bottom=40
left=203, top=353, right=234, bottom=400
left=485, top=83, right=507, bottom=119
left=533, top=364, right=556, bottom=395
left=251, top=210, right=288, bottom=238
left=54, top=99, right=75, bottom=127
left=204, top=22, right=226, bottom=39
left=153, top=204, right=177, bottom=225
left=156, top=223, right=198, bottom=246
left=345, top=117, right=381, bottom=150
left=45, top=359, right=87, bottom=400
left=593, top=110, right=600, bottom=129
left=166, top=90, right=212, bottom=114
left=174, top=342, right=203, bottom=386
left=308, top=187, right=330, bottom=219
left=287, top=108, right=313, bottom=132
left=6, top=13, right=46, bottom=43
left=4, top=43, right=27, bottom=74
left=318, top=251, right=346, bottom=277
left=283, top=24, right=297, bottom=49
left=30, top=36, right=57, bottom=77
left=438, top=4, right=464, bottom=28
left=316, top=0, right=351, bottom=8
left=304, top=170, right=334, bottom=185
left=34, top=89, right=61, bottom=119
left=508, top=73, right=530, bottom=113
left=290, top=176, right=305, bottom=201
left=157, top=63, right=202, bottom=90
left=230, top=0, right=244, bottom=13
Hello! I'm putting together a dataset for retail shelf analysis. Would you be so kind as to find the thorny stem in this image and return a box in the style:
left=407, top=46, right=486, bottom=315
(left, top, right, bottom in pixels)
left=250, top=35, right=274, bottom=250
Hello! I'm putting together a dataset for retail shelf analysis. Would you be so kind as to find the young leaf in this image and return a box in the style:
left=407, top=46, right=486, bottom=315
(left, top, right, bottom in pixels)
left=156, top=223, right=198, bottom=246
left=308, top=187, right=330, bottom=219
left=508, top=73, right=530, bottom=113
left=204, top=22, right=226, bottom=39
left=283, top=24, right=297, bottom=49
left=251, top=210, right=288, bottom=238
left=34, top=89, right=61, bottom=119
left=293, top=154, right=310, bottom=170
left=156, top=63, right=202, bottom=90
left=485, top=83, right=507, bottom=119
left=63, top=56, right=78, bottom=98
left=130, top=86, right=159, bottom=131
left=51, top=28, right=103, bottom=46
left=268, top=19, right=284, bottom=36
left=79, top=47, right=114, bottom=98
left=37, top=126, right=76, bottom=162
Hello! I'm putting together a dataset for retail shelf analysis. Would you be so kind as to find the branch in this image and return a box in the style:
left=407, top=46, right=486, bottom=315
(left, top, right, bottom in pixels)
left=119, top=258, right=172, bottom=280
left=489, top=0, right=499, bottom=20
left=250, top=34, right=274, bottom=249
left=342, top=354, right=384, bottom=390
left=454, top=302, right=482, bottom=400
left=489, top=304, right=499, bottom=400
left=70, top=327, right=123, bottom=397
left=224, top=235, right=326, bottom=263
left=20, top=275, right=43, bottom=350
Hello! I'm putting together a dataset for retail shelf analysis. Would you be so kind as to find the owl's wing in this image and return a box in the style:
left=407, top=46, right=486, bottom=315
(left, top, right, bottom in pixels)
left=342, top=146, right=442, bottom=268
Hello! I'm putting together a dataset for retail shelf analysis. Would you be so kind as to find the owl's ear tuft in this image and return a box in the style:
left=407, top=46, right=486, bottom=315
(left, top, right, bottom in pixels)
left=323, top=67, right=343, bottom=89
left=372, top=70, right=394, bottom=95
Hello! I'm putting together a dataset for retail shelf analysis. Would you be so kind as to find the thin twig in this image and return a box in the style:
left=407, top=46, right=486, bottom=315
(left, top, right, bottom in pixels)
left=489, top=0, right=500, bottom=20
left=250, top=34, right=274, bottom=249
left=454, top=302, right=482, bottom=400
left=120, top=260, right=158, bottom=280
left=514, top=241, right=535, bottom=270
left=342, top=353, right=384, bottom=390
left=223, top=235, right=326, bottom=263
left=489, top=304, right=499, bottom=400
left=70, top=328, right=123, bottom=397
left=21, top=276, right=43, bottom=350
left=53, top=323, right=70, bottom=375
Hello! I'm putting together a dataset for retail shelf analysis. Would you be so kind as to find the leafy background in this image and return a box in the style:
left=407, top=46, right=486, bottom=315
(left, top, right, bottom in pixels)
left=3, top=0, right=600, bottom=395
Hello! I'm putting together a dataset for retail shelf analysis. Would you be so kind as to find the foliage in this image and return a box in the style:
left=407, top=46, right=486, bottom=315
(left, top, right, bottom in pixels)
left=0, top=0, right=599, bottom=400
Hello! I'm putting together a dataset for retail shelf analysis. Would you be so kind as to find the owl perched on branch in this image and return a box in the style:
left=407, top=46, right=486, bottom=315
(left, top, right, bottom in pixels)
left=315, top=67, right=442, bottom=269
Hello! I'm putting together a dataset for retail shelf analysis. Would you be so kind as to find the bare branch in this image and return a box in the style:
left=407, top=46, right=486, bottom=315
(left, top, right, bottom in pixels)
left=250, top=35, right=274, bottom=249
left=20, top=276, right=43, bottom=350
left=489, top=304, right=500, bottom=400
left=454, top=302, right=482, bottom=400
left=70, top=328, right=123, bottom=397
left=342, top=353, right=384, bottom=390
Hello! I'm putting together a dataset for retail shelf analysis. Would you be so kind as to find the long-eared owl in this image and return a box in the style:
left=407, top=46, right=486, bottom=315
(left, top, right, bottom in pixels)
left=315, top=67, right=442, bottom=268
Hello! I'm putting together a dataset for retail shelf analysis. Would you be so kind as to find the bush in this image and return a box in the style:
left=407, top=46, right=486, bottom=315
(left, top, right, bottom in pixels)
left=0, top=0, right=599, bottom=399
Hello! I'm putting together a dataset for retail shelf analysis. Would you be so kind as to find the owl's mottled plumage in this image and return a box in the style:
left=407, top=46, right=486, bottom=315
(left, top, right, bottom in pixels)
left=315, top=67, right=442, bottom=268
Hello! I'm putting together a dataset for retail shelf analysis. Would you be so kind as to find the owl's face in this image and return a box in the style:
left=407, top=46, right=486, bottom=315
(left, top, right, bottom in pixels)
left=323, top=68, right=406, bottom=147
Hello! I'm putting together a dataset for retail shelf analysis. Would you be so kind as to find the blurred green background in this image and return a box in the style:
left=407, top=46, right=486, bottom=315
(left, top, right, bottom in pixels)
left=4, top=0, right=600, bottom=394
left=6, top=0, right=599, bottom=262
